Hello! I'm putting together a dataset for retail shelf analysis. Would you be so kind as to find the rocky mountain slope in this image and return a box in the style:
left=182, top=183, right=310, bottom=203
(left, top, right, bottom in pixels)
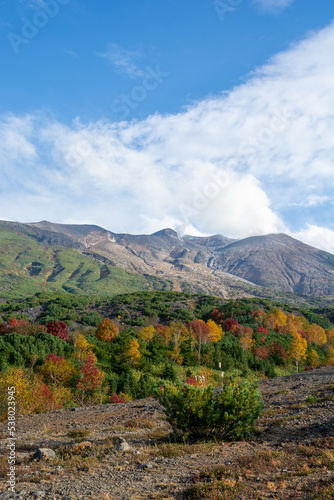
left=208, top=234, right=334, bottom=295
left=28, top=221, right=334, bottom=296
left=1, top=220, right=334, bottom=299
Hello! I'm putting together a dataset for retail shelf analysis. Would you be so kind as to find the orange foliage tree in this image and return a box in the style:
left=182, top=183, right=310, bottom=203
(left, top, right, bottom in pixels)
left=306, top=324, right=327, bottom=346
left=239, top=327, right=255, bottom=351
left=95, top=318, right=119, bottom=342
left=155, top=324, right=171, bottom=346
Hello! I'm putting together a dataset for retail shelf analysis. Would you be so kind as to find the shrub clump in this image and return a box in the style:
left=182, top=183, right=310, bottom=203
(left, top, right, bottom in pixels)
left=156, top=378, right=263, bottom=440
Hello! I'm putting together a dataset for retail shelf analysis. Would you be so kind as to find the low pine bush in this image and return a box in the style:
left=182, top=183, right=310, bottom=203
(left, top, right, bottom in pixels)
left=156, top=379, right=263, bottom=440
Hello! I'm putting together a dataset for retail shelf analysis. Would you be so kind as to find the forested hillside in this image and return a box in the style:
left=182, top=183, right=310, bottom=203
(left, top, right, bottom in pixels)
left=1, top=292, right=333, bottom=418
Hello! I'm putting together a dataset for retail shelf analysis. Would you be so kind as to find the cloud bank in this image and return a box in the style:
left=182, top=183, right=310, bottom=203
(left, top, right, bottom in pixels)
left=0, top=23, right=334, bottom=253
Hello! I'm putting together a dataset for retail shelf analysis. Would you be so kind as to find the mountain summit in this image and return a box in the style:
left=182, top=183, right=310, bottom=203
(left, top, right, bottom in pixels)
left=0, top=220, right=333, bottom=299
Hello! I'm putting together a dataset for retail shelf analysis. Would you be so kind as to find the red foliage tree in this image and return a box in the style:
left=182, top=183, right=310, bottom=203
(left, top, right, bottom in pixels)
left=269, top=342, right=287, bottom=361
left=209, top=309, right=224, bottom=325
left=253, top=346, right=270, bottom=361
left=8, top=318, right=29, bottom=327
left=224, top=318, right=240, bottom=333
left=185, top=376, right=197, bottom=386
left=0, top=318, right=46, bottom=337
left=110, top=393, right=125, bottom=404
left=34, top=382, right=59, bottom=412
left=76, top=352, right=104, bottom=406
left=257, top=325, right=268, bottom=335
left=45, top=353, right=64, bottom=363
left=46, top=321, right=69, bottom=341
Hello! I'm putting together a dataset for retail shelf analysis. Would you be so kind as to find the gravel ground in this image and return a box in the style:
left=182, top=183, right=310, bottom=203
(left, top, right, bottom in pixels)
left=0, top=366, right=333, bottom=499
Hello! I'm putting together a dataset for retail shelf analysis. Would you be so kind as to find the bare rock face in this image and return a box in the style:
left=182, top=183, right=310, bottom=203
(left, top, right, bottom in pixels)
left=208, top=234, right=334, bottom=295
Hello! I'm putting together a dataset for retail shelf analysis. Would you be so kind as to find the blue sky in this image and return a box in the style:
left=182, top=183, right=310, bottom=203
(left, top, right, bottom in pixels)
left=1, top=0, right=334, bottom=252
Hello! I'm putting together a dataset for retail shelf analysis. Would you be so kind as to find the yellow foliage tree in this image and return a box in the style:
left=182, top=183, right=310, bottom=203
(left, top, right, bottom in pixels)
left=51, top=386, right=73, bottom=408
left=95, top=318, right=119, bottom=342
left=169, top=321, right=189, bottom=347
left=127, top=339, right=141, bottom=367
left=297, top=316, right=310, bottom=331
left=72, top=334, right=96, bottom=363
left=239, top=328, right=255, bottom=351
left=325, top=346, right=334, bottom=365
left=0, top=368, right=31, bottom=418
left=265, top=309, right=288, bottom=331
left=284, top=314, right=300, bottom=337
left=326, top=329, right=334, bottom=343
left=170, top=345, right=183, bottom=365
left=289, top=333, right=307, bottom=373
left=206, top=319, right=224, bottom=342
left=307, top=324, right=327, bottom=346
left=39, top=354, right=75, bottom=385
left=197, top=367, right=215, bottom=387
left=0, top=368, right=69, bottom=419
left=273, top=308, right=288, bottom=327
left=264, top=314, right=277, bottom=330
left=138, top=325, right=155, bottom=342
left=307, top=348, right=320, bottom=367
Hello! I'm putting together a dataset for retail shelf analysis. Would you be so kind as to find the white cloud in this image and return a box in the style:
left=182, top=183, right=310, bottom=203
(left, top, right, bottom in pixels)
left=98, top=43, right=144, bottom=78
left=293, top=195, right=331, bottom=208
left=253, top=0, right=296, bottom=13
left=0, top=23, right=334, bottom=253
left=293, top=226, right=334, bottom=254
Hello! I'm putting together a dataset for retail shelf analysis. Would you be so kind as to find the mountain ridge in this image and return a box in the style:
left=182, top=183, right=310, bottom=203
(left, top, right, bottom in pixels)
left=0, top=219, right=333, bottom=300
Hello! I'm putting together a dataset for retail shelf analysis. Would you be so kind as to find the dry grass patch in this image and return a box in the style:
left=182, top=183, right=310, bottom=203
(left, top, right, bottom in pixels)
left=124, top=418, right=155, bottom=429
left=261, top=408, right=287, bottom=417
left=67, top=429, right=91, bottom=439
left=149, top=441, right=219, bottom=459
left=183, top=444, right=334, bottom=499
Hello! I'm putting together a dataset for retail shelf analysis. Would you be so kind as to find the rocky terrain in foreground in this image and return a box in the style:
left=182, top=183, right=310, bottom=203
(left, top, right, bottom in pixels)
left=0, top=367, right=333, bottom=499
